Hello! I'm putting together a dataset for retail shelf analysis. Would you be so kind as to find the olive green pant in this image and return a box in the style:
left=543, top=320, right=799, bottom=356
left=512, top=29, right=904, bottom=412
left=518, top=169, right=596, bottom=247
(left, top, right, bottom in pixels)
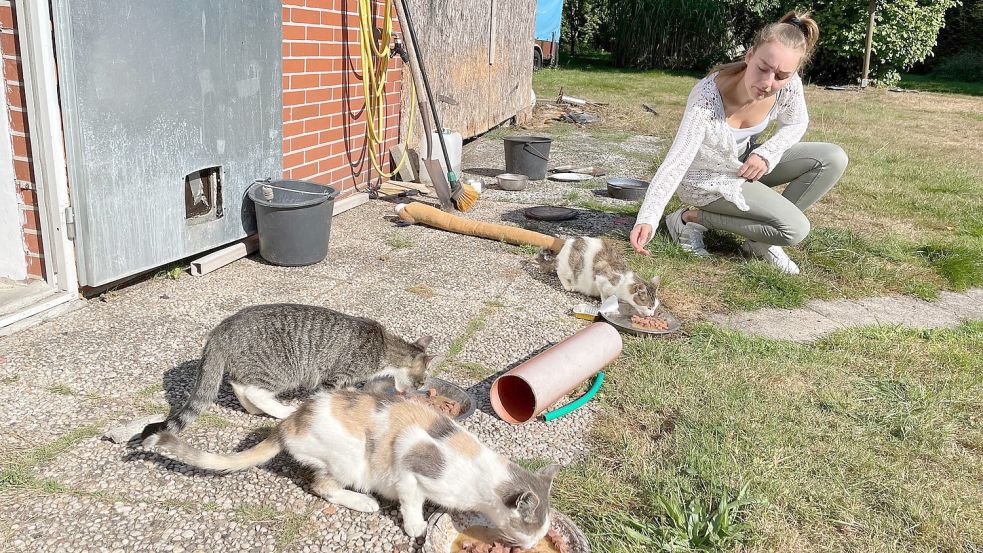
left=695, top=142, right=848, bottom=246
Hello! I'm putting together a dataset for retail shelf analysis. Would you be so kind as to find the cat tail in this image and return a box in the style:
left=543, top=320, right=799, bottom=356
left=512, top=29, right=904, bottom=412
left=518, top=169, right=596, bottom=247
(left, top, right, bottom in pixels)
left=140, top=340, right=226, bottom=446
left=153, top=431, right=282, bottom=473
left=535, top=248, right=558, bottom=272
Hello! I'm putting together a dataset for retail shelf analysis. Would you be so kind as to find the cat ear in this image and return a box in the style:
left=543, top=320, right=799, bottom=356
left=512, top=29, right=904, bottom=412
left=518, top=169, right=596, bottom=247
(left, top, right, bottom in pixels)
left=650, top=275, right=661, bottom=288
left=415, top=335, right=433, bottom=350
left=538, top=464, right=562, bottom=482
left=514, top=491, right=540, bottom=516
left=425, top=354, right=445, bottom=370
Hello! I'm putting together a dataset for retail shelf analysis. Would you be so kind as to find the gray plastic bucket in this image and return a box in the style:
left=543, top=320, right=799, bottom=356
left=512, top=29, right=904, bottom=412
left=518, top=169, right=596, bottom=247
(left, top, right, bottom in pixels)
left=504, top=136, right=552, bottom=180
left=247, top=180, right=339, bottom=266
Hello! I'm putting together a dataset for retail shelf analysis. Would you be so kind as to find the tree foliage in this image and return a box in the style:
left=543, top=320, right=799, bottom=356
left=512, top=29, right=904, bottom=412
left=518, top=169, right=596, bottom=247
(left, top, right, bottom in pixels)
left=562, top=0, right=960, bottom=86
left=809, top=0, right=960, bottom=86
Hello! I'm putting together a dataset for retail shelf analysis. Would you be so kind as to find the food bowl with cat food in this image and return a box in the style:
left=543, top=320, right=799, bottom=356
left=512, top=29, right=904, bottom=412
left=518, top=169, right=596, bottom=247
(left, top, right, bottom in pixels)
left=360, top=376, right=476, bottom=422
left=423, top=509, right=590, bottom=553
left=600, top=308, right=681, bottom=338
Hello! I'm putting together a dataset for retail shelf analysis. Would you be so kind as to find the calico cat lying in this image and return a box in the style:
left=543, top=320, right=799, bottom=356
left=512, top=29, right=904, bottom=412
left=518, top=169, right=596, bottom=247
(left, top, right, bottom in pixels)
left=538, top=237, right=661, bottom=316
left=142, top=304, right=440, bottom=446
left=150, top=389, right=561, bottom=547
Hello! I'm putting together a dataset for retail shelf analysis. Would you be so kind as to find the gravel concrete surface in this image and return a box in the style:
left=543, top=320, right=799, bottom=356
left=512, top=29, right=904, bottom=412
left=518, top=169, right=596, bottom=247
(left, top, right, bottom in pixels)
left=0, top=128, right=649, bottom=552
left=3, top=125, right=979, bottom=551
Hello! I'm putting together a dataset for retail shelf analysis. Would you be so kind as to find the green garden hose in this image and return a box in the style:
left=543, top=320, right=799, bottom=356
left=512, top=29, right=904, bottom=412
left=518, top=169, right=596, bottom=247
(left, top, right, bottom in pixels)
left=542, top=372, right=605, bottom=422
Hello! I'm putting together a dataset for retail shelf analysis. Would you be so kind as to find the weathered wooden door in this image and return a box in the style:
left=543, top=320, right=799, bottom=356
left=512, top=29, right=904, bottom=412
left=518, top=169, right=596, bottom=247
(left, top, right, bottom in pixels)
left=52, top=1, right=282, bottom=286
left=405, top=0, right=537, bottom=139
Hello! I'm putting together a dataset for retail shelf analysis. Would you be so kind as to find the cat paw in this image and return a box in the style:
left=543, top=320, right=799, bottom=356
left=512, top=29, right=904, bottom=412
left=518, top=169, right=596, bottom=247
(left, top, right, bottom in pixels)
left=273, top=405, right=297, bottom=419
left=337, top=494, right=379, bottom=513
left=403, top=518, right=427, bottom=538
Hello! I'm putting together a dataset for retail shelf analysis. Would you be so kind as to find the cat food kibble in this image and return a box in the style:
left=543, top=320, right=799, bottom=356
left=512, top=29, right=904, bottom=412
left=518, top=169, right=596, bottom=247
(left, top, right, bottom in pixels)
left=408, top=388, right=463, bottom=418
left=453, top=526, right=569, bottom=553
left=630, top=314, right=669, bottom=330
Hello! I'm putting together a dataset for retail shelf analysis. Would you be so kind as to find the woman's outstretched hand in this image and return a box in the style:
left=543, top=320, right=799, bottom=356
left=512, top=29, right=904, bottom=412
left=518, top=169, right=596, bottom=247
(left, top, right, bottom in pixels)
left=630, top=224, right=653, bottom=256
left=738, top=153, right=768, bottom=181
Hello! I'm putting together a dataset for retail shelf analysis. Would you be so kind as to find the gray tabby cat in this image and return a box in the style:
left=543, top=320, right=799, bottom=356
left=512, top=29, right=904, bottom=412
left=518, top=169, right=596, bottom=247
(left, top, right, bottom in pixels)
left=151, top=389, right=560, bottom=547
left=538, top=236, right=661, bottom=315
left=141, top=303, right=439, bottom=445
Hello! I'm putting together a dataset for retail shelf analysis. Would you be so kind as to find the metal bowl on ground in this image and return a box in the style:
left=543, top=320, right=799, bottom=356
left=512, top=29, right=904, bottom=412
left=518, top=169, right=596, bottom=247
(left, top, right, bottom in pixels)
left=359, top=376, right=476, bottom=422
left=423, top=509, right=590, bottom=553
left=600, top=308, right=682, bottom=338
left=606, top=177, right=649, bottom=201
left=524, top=206, right=578, bottom=221
left=496, top=173, right=530, bottom=191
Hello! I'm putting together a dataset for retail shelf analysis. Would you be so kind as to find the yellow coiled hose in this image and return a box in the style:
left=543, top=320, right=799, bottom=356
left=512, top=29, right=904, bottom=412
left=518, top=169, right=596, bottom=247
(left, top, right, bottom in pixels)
left=357, top=0, right=415, bottom=178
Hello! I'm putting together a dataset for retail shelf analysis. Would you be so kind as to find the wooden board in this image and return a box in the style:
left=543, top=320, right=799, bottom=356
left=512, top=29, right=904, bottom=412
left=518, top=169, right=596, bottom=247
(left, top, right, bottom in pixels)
left=399, top=0, right=535, bottom=142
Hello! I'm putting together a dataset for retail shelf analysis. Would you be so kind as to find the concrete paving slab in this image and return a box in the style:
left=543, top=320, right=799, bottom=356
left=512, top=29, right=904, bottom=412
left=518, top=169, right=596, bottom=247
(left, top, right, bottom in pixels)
left=711, top=289, right=983, bottom=343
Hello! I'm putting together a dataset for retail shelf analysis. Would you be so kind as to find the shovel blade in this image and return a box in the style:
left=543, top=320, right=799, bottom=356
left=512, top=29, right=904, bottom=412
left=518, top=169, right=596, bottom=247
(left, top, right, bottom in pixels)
left=422, top=158, right=454, bottom=211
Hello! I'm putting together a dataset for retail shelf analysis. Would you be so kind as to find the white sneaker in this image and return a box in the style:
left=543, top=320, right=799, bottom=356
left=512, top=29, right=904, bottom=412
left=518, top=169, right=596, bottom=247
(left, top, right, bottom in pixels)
left=665, top=208, right=710, bottom=257
left=742, top=240, right=800, bottom=274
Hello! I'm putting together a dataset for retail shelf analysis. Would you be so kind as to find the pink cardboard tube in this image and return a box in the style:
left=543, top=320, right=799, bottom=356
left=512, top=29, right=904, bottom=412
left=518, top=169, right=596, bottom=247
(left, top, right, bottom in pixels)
left=490, top=322, right=623, bottom=423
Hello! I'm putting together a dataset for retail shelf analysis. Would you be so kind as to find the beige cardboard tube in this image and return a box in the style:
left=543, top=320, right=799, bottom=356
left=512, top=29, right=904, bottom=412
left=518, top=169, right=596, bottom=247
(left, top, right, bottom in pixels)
left=394, top=202, right=565, bottom=253
left=490, top=322, right=622, bottom=423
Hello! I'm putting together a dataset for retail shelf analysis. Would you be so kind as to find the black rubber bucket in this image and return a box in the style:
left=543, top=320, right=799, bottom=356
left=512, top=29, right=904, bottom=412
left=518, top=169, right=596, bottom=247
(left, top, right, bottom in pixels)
left=247, top=180, right=339, bottom=266
left=504, top=136, right=552, bottom=180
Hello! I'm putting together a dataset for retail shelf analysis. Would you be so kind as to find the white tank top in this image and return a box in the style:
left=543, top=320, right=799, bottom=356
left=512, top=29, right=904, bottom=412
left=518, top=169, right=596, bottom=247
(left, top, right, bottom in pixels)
left=729, top=101, right=778, bottom=152
left=729, top=117, right=770, bottom=142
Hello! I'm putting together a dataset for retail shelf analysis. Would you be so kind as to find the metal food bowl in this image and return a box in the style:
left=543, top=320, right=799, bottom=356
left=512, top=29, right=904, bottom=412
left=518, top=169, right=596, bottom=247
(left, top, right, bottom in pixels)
left=495, top=173, right=530, bottom=191
left=524, top=206, right=578, bottom=222
left=423, top=509, right=590, bottom=553
left=606, top=177, right=649, bottom=201
left=600, top=308, right=682, bottom=338
left=359, top=376, right=476, bottom=422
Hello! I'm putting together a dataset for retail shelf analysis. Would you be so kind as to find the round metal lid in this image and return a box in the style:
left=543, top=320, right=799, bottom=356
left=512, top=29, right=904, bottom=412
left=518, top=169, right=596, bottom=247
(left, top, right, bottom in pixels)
left=523, top=206, right=578, bottom=221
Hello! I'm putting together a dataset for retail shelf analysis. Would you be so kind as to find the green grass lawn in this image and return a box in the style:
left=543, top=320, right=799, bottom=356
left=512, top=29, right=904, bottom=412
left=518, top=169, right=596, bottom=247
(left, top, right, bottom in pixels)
left=531, top=61, right=983, bottom=317
left=545, top=322, right=983, bottom=553
left=529, top=61, right=983, bottom=552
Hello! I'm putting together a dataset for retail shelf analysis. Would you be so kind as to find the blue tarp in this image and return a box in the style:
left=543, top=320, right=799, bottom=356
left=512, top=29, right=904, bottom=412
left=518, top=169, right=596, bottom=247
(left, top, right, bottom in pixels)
left=534, top=0, right=563, bottom=42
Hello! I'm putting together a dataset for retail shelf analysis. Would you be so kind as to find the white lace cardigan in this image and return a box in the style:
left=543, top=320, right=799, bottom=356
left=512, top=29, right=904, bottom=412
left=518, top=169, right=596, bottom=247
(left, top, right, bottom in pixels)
left=635, top=72, right=809, bottom=231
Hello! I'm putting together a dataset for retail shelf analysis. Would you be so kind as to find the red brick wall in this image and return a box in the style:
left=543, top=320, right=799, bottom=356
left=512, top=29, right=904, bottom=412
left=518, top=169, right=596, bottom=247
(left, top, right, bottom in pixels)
left=282, top=0, right=404, bottom=196
left=0, top=1, right=43, bottom=280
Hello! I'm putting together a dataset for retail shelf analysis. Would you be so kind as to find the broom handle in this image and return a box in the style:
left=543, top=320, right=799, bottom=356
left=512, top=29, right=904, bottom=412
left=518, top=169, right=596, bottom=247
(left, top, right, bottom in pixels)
left=397, top=0, right=455, bottom=182
left=390, top=0, right=434, bottom=159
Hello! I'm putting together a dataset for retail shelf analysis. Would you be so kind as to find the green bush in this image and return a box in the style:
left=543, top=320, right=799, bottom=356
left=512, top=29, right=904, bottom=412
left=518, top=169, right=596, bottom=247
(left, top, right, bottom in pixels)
left=597, top=0, right=958, bottom=86
left=931, top=51, right=983, bottom=82
left=608, top=0, right=732, bottom=70
left=804, top=0, right=959, bottom=86
left=934, top=0, right=983, bottom=59
left=561, top=0, right=613, bottom=56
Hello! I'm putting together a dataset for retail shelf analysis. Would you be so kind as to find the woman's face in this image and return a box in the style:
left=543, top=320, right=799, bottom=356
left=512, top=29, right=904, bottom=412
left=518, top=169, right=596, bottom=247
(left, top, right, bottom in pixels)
left=743, top=42, right=802, bottom=100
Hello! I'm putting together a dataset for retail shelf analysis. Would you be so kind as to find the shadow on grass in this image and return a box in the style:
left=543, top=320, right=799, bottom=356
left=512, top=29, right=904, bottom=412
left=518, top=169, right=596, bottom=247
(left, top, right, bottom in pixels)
left=899, top=74, right=983, bottom=97
left=551, top=52, right=704, bottom=80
